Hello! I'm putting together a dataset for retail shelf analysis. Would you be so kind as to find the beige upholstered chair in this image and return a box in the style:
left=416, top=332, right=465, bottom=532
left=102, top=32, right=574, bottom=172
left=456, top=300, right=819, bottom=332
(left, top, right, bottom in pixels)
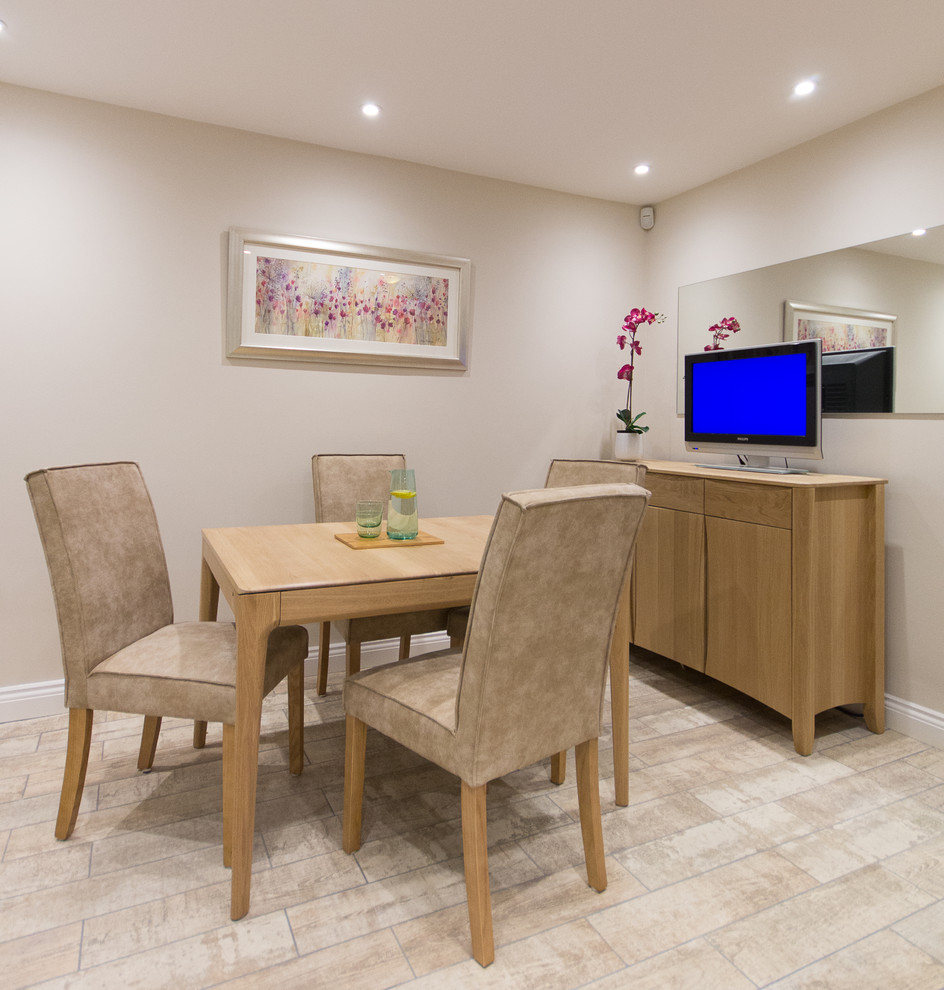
left=25, top=462, right=308, bottom=848
left=342, top=483, right=650, bottom=966
left=446, top=458, right=649, bottom=783
left=311, top=454, right=450, bottom=694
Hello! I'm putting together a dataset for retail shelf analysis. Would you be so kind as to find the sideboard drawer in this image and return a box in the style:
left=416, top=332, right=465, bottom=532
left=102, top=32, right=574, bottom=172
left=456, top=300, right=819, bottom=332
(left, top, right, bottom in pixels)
left=646, top=473, right=704, bottom=513
left=704, top=480, right=793, bottom=528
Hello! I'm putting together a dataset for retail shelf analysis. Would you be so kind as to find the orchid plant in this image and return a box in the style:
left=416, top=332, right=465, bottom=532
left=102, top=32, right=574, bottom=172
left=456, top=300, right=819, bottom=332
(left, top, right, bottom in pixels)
left=617, top=307, right=665, bottom=433
left=705, top=316, right=741, bottom=350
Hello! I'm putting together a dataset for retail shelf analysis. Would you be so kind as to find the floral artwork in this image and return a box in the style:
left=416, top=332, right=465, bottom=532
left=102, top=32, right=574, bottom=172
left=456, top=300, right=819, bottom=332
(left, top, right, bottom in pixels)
left=226, top=229, right=470, bottom=369
left=794, top=317, right=889, bottom=352
left=254, top=258, right=449, bottom=347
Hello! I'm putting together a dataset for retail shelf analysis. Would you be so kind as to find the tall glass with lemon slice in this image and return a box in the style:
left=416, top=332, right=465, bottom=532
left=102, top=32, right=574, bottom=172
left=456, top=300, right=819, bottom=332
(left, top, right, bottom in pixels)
left=387, top=468, right=418, bottom=540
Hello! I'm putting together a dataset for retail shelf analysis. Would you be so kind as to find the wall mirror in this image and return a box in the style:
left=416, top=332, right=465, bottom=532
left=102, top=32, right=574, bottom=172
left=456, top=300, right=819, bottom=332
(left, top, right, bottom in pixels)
left=676, top=224, right=944, bottom=414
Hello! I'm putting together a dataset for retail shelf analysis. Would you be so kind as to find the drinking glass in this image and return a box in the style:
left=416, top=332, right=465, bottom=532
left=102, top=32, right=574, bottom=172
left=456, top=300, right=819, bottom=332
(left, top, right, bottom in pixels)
left=355, top=500, right=384, bottom=539
left=387, top=468, right=418, bottom=540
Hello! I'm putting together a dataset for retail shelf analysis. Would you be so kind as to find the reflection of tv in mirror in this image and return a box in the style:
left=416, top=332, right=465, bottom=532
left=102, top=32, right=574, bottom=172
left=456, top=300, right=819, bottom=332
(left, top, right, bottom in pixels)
left=821, top=347, right=894, bottom=413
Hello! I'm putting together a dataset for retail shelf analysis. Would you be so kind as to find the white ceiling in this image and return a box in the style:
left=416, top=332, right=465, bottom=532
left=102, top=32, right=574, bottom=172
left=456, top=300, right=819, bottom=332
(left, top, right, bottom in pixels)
left=2, top=0, right=944, bottom=204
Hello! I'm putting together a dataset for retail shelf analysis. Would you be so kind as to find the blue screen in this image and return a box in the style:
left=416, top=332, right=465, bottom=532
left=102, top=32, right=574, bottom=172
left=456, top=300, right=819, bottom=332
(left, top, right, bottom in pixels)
left=692, top=352, right=808, bottom=436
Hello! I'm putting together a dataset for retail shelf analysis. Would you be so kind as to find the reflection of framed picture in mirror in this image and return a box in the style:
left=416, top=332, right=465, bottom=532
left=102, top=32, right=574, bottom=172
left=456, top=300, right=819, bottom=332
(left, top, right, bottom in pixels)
left=784, top=300, right=896, bottom=353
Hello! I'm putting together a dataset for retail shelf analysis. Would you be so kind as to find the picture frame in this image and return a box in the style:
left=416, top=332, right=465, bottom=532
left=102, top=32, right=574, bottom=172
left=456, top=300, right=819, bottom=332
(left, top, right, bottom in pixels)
left=784, top=300, right=896, bottom=352
left=226, top=228, right=471, bottom=369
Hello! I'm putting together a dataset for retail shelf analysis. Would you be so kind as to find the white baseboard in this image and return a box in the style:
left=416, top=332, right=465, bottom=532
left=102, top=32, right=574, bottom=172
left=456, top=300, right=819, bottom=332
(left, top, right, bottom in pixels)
left=885, top=693, right=944, bottom=750
left=0, top=631, right=453, bottom=725
left=5, top=649, right=942, bottom=752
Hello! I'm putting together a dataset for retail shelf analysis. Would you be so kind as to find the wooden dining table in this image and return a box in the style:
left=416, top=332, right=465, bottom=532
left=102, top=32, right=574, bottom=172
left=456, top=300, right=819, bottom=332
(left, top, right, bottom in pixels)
left=199, top=513, right=632, bottom=921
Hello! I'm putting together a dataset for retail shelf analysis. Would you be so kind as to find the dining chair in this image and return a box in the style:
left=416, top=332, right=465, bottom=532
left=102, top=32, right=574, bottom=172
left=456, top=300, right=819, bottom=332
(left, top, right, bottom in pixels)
left=446, top=458, right=648, bottom=784
left=311, top=454, right=451, bottom=694
left=342, top=482, right=650, bottom=966
left=25, top=462, right=309, bottom=851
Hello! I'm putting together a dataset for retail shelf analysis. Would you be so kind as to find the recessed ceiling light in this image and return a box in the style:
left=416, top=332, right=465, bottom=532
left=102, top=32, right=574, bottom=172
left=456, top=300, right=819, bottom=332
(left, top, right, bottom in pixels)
left=361, top=102, right=381, bottom=118
left=912, top=228, right=928, bottom=236
left=793, top=79, right=816, bottom=97
left=0, top=19, right=7, bottom=32
left=634, top=163, right=650, bottom=176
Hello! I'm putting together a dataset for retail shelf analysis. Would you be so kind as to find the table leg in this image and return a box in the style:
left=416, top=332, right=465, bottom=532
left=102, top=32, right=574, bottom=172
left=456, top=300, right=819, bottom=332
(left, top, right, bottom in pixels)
left=230, top=591, right=279, bottom=921
left=195, top=557, right=222, bottom=749
left=611, top=582, right=631, bottom=807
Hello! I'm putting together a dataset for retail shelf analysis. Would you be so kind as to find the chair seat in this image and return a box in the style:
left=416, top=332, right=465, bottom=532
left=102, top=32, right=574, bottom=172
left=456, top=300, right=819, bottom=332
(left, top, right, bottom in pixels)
left=87, top=621, right=306, bottom=724
left=334, top=608, right=451, bottom=644
left=344, top=649, right=462, bottom=770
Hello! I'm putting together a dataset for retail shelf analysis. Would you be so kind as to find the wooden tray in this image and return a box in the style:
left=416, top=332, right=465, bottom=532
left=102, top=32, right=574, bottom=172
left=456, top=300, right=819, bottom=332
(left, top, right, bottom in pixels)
left=335, top=529, right=445, bottom=550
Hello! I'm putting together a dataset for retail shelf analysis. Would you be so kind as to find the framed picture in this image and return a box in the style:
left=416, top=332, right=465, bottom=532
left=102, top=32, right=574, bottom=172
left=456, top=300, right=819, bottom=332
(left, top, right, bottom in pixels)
left=784, top=300, right=896, bottom=352
left=226, top=228, right=471, bottom=369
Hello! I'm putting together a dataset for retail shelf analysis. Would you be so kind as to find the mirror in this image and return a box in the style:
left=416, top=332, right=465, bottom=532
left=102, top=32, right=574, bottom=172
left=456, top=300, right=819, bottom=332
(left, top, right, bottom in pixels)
left=677, top=224, right=944, bottom=414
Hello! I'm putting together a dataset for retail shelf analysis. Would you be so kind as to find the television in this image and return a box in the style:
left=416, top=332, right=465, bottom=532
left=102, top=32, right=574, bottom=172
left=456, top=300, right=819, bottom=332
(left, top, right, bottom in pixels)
left=684, top=338, right=823, bottom=473
left=821, top=346, right=894, bottom=413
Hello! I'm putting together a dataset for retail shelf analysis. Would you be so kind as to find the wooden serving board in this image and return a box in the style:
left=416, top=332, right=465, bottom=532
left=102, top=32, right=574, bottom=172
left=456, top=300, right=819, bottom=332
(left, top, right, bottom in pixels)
left=334, top=529, right=445, bottom=550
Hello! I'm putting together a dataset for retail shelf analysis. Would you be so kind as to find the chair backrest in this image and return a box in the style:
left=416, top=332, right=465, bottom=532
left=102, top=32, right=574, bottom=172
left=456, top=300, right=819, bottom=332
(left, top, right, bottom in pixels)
left=312, top=454, right=406, bottom=524
left=454, top=483, right=649, bottom=786
left=25, top=462, right=173, bottom=708
left=545, top=458, right=647, bottom=488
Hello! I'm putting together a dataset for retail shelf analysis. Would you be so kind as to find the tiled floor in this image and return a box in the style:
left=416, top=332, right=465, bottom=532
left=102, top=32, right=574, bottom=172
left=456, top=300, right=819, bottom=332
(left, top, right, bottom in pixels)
left=3, top=648, right=944, bottom=989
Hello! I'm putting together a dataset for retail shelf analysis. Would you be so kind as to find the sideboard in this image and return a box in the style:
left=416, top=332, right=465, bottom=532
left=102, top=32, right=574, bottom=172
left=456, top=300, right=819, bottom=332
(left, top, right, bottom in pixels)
left=630, top=460, right=887, bottom=754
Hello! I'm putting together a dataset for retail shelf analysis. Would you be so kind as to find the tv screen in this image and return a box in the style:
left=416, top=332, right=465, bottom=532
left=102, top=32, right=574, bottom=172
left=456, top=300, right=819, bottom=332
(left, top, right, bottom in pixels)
left=685, top=339, right=822, bottom=464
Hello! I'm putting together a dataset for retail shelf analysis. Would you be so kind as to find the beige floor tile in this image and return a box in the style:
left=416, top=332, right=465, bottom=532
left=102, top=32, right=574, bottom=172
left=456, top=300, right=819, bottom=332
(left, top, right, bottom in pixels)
left=43, top=909, right=296, bottom=989
left=825, top=730, right=930, bottom=771
left=768, top=929, right=944, bottom=989
left=885, top=831, right=944, bottom=897
left=0, top=775, right=27, bottom=804
left=406, top=918, right=625, bottom=989
left=289, top=841, right=541, bottom=957
left=690, top=755, right=852, bottom=817
left=395, top=860, right=646, bottom=977
left=587, top=938, right=755, bottom=990
left=893, top=897, right=944, bottom=962
left=218, top=928, right=414, bottom=990
left=0, top=922, right=82, bottom=989
left=615, top=817, right=764, bottom=890
left=0, top=841, right=91, bottom=897
left=589, top=850, right=817, bottom=966
left=709, top=863, right=936, bottom=985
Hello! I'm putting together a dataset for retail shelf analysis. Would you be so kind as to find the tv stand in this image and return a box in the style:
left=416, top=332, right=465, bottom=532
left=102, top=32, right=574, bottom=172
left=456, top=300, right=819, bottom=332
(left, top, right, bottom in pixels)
left=631, top=460, right=886, bottom=755
left=696, top=463, right=810, bottom=475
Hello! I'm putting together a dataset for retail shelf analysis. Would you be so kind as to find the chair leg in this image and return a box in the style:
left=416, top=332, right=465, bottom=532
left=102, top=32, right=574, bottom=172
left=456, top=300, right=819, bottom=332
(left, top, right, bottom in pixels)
left=287, top=663, right=305, bottom=775
left=137, top=715, right=162, bottom=771
left=342, top=715, right=367, bottom=853
left=449, top=634, right=464, bottom=649
left=398, top=634, right=411, bottom=660
left=346, top=641, right=362, bottom=677
left=222, top=723, right=234, bottom=868
left=575, top=738, right=607, bottom=892
left=550, top=750, right=567, bottom=785
left=461, top=780, right=495, bottom=967
left=56, top=708, right=93, bottom=840
left=316, top=621, right=331, bottom=695
left=193, top=721, right=208, bottom=749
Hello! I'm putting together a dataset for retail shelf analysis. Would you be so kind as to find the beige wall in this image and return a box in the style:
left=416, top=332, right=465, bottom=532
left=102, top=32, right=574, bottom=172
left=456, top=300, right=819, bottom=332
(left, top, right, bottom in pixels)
left=1, top=83, right=645, bottom=700
left=642, top=86, right=944, bottom=743
left=6, top=79, right=944, bottom=745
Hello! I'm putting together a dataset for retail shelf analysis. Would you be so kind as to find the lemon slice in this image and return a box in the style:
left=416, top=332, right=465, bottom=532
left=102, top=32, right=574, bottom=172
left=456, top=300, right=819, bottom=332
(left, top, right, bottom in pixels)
left=390, top=490, right=416, bottom=498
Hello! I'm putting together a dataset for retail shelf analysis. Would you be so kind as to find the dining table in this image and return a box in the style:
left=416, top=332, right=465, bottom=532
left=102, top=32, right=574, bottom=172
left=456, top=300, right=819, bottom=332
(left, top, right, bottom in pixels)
left=199, top=512, right=632, bottom=921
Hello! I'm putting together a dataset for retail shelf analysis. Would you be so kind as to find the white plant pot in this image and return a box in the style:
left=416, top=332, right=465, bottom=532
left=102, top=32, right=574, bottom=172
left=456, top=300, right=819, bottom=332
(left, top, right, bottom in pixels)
left=614, top=431, right=644, bottom=461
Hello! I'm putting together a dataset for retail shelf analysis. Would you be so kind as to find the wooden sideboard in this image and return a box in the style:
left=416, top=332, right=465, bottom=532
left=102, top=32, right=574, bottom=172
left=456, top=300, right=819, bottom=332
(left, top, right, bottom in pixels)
left=630, top=460, right=887, bottom=754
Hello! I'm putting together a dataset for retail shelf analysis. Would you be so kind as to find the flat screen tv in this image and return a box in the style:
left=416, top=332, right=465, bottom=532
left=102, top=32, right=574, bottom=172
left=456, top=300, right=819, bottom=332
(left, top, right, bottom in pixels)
left=684, top=338, right=823, bottom=472
left=821, top=346, right=894, bottom=413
